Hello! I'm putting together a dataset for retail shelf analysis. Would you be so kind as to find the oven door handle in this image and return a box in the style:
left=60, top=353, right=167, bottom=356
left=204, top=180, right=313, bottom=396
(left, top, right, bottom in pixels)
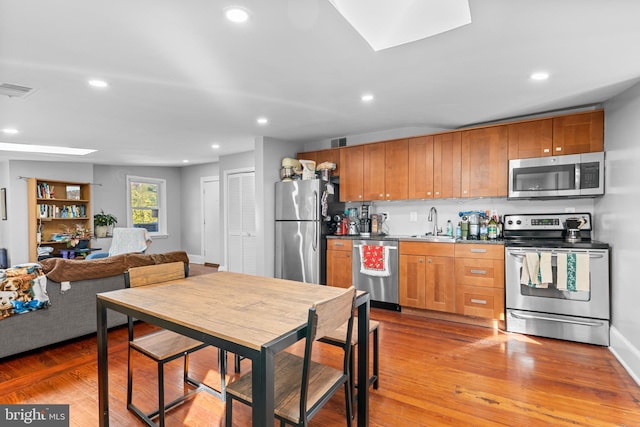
left=507, top=251, right=605, bottom=259
left=510, top=311, right=605, bottom=327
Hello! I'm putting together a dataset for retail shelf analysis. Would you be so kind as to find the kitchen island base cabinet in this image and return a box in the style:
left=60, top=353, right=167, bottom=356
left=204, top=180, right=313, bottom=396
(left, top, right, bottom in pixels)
left=326, top=239, right=352, bottom=288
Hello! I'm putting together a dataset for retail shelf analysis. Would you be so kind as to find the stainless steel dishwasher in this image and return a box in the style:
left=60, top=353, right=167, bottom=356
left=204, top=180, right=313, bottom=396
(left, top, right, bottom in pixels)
left=352, top=239, right=399, bottom=310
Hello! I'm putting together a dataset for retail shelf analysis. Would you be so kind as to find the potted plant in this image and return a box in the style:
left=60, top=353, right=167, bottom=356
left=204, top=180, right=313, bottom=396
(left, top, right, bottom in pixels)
left=94, top=210, right=118, bottom=238
left=61, top=224, right=93, bottom=248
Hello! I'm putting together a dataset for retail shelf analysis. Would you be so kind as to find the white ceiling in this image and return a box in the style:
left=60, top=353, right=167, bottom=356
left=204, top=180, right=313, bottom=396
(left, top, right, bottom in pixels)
left=1, top=0, right=640, bottom=166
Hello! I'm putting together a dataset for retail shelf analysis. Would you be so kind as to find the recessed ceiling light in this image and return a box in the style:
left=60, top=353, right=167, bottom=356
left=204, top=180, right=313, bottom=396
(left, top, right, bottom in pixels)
left=182, top=159, right=189, bottom=163
left=2, top=128, right=19, bottom=135
left=361, top=94, right=374, bottom=102
left=530, top=72, right=550, bottom=81
left=225, top=7, right=249, bottom=23
left=211, top=143, right=220, bottom=149
left=88, top=79, right=109, bottom=88
left=0, top=142, right=96, bottom=155
left=257, top=117, right=269, bottom=125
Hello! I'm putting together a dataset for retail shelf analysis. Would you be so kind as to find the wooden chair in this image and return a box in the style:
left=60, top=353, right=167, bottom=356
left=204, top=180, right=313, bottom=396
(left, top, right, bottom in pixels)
left=225, top=286, right=356, bottom=427
left=125, top=261, right=227, bottom=427
left=319, top=318, right=380, bottom=415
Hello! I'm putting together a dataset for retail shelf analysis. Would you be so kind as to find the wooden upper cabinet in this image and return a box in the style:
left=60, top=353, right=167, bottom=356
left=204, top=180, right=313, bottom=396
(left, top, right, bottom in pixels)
left=433, top=132, right=461, bottom=198
left=553, top=110, right=604, bottom=155
left=339, top=145, right=364, bottom=202
left=461, top=126, right=508, bottom=197
left=408, top=136, right=434, bottom=199
left=363, top=142, right=386, bottom=200
left=363, top=139, right=409, bottom=201
left=384, top=139, right=409, bottom=200
left=297, top=148, right=341, bottom=176
left=508, top=119, right=553, bottom=159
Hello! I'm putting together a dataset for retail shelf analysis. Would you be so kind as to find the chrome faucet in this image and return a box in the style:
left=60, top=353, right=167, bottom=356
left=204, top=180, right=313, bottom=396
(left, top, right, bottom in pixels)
left=428, top=207, right=438, bottom=236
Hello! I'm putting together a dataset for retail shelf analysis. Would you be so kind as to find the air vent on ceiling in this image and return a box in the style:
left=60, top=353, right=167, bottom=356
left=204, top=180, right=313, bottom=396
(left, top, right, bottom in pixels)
left=0, top=83, right=35, bottom=98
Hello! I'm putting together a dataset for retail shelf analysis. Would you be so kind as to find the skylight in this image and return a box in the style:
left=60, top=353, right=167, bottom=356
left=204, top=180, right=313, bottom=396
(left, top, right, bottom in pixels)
left=0, top=142, right=96, bottom=155
left=328, top=0, right=472, bottom=51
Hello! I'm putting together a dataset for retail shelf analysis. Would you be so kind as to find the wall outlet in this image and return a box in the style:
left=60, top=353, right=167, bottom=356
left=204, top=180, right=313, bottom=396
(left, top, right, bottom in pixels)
left=409, top=212, right=418, bottom=222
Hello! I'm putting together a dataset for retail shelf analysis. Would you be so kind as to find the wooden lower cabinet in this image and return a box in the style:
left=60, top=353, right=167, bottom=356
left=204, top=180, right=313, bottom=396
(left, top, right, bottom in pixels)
left=326, top=239, right=352, bottom=288
left=399, top=242, right=455, bottom=312
left=455, top=286, right=504, bottom=320
left=400, top=242, right=505, bottom=322
left=454, top=243, right=505, bottom=321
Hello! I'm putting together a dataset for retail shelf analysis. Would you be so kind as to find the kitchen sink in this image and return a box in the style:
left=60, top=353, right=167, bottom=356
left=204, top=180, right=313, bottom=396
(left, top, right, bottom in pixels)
left=409, top=235, right=457, bottom=243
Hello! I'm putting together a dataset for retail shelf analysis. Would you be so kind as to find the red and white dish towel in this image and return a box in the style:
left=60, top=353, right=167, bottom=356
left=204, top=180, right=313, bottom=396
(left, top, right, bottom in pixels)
left=359, top=245, right=390, bottom=277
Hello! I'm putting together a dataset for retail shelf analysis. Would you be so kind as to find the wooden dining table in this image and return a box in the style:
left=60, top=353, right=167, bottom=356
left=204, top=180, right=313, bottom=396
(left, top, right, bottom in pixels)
left=96, top=271, right=370, bottom=426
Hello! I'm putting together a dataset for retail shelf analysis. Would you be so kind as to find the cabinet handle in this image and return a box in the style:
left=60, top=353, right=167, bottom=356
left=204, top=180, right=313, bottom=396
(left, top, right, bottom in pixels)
left=427, top=191, right=432, bottom=195
left=470, top=269, right=487, bottom=275
left=470, top=298, right=487, bottom=305
left=346, top=254, right=350, bottom=257
left=419, top=258, right=424, bottom=263
left=334, top=242, right=344, bottom=246
left=435, top=191, right=440, bottom=195
left=427, top=258, right=432, bottom=263
left=386, top=193, right=390, bottom=198
left=463, top=190, right=468, bottom=194
left=470, top=248, right=487, bottom=253
left=543, top=148, right=550, bottom=153
left=556, top=147, right=562, bottom=152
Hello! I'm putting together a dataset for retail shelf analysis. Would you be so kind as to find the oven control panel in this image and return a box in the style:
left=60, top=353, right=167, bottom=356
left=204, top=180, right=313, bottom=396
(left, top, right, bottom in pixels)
left=503, top=213, right=591, bottom=231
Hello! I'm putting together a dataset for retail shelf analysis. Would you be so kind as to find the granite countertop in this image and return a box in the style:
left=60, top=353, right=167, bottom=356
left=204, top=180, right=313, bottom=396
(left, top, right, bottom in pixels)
left=327, top=234, right=505, bottom=245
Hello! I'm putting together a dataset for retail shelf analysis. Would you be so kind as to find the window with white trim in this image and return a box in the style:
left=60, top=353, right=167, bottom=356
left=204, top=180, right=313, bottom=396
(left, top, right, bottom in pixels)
left=126, top=175, right=167, bottom=236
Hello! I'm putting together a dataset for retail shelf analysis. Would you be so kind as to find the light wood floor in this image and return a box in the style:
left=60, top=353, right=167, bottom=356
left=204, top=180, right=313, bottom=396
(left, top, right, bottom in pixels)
left=0, top=265, right=638, bottom=426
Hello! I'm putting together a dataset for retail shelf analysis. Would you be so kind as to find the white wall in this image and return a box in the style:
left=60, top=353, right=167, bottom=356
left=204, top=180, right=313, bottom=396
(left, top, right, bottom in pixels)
left=92, top=164, right=183, bottom=255
left=599, top=82, right=640, bottom=384
left=180, top=162, right=220, bottom=261
left=255, top=136, right=306, bottom=278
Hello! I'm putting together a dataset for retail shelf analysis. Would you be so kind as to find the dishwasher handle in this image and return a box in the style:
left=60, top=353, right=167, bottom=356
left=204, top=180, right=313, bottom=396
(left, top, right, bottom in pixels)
left=354, top=245, right=397, bottom=250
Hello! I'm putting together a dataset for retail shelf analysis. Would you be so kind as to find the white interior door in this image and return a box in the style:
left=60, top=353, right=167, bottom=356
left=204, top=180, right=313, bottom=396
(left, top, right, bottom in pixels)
left=226, top=171, right=256, bottom=274
left=202, top=177, right=220, bottom=265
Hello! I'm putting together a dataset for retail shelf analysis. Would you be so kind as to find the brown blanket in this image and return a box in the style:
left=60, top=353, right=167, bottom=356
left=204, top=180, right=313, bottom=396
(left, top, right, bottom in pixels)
left=40, top=251, right=189, bottom=283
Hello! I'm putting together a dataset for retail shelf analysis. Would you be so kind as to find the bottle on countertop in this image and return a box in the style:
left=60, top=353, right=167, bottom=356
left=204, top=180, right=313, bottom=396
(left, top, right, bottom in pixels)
left=488, top=216, right=497, bottom=240
left=455, top=223, right=462, bottom=239
left=446, top=220, right=453, bottom=237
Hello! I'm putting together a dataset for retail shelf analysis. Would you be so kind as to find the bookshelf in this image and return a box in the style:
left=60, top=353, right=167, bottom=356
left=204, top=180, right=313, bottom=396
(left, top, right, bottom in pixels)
left=28, top=178, right=92, bottom=262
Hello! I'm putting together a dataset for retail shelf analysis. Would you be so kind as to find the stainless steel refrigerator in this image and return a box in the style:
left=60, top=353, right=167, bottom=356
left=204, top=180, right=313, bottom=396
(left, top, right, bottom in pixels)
left=275, top=179, right=344, bottom=284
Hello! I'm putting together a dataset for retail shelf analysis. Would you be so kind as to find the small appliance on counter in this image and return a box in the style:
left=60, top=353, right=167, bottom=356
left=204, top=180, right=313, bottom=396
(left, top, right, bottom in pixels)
left=359, top=205, right=371, bottom=237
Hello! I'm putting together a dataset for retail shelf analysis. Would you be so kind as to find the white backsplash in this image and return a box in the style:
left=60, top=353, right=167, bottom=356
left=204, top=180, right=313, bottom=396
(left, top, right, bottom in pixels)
left=345, top=197, right=596, bottom=236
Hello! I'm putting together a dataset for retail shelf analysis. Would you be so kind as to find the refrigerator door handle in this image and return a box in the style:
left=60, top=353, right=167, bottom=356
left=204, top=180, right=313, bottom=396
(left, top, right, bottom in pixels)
left=313, top=190, right=318, bottom=221
left=313, top=221, right=318, bottom=252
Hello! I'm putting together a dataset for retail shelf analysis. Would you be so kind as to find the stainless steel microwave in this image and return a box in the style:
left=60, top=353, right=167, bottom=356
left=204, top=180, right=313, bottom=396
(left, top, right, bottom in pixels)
left=508, top=152, right=604, bottom=199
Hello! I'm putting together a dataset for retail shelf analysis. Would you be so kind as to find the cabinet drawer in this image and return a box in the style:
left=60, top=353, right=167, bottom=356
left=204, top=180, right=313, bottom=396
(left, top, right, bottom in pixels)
left=455, top=258, right=504, bottom=288
left=399, top=241, right=455, bottom=257
left=327, top=239, right=352, bottom=251
left=456, top=285, right=504, bottom=320
left=454, top=244, right=504, bottom=260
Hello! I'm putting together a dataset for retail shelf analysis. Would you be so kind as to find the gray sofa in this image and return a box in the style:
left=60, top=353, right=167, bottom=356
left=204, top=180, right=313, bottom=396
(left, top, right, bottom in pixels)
left=0, top=251, right=189, bottom=359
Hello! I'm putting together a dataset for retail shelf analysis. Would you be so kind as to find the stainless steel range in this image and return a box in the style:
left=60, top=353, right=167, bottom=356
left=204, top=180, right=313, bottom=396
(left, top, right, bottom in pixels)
left=503, top=213, right=610, bottom=346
